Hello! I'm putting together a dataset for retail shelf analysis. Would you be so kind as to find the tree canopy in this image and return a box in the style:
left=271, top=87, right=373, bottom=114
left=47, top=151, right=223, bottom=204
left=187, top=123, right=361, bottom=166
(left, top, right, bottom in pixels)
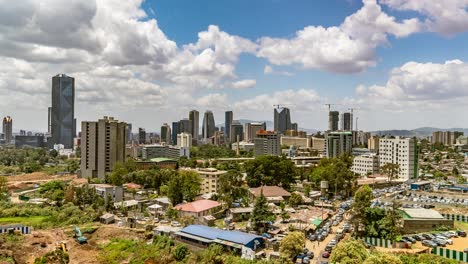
left=330, top=239, right=369, bottom=264
left=279, top=232, right=305, bottom=260
left=244, top=156, right=295, bottom=189
left=250, top=191, right=275, bottom=233
left=351, top=185, right=373, bottom=237
left=309, top=155, right=356, bottom=197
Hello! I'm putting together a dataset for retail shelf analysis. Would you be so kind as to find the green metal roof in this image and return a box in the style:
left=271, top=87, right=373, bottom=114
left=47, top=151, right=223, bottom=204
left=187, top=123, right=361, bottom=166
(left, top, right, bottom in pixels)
left=311, top=219, right=322, bottom=226
left=149, top=157, right=177, bottom=162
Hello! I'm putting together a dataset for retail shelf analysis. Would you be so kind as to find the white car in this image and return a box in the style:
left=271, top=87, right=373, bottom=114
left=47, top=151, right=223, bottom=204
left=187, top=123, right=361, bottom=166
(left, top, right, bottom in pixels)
left=446, top=239, right=453, bottom=245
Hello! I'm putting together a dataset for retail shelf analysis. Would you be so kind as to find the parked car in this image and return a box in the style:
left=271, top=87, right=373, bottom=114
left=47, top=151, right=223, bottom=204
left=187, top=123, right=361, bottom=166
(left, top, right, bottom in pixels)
left=433, top=239, right=446, bottom=247
left=322, top=252, right=330, bottom=258
left=457, top=230, right=467, bottom=237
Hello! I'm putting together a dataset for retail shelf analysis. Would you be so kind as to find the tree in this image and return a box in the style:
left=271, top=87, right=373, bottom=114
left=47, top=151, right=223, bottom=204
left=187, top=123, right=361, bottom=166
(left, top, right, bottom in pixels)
left=0, top=176, right=9, bottom=201
left=250, top=191, right=275, bottom=233
left=245, top=156, right=296, bottom=189
left=380, top=163, right=400, bottom=183
left=165, top=205, right=179, bottom=220
left=330, top=239, right=369, bottom=264
left=279, top=232, right=305, bottom=260
left=288, top=193, right=303, bottom=208
left=379, top=200, right=403, bottom=241
left=168, top=171, right=201, bottom=205
left=217, top=170, right=247, bottom=208
left=39, top=180, right=66, bottom=206
left=106, top=162, right=127, bottom=186
left=173, top=245, right=189, bottom=261
left=452, top=166, right=459, bottom=176
left=351, top=185, right=373, bottom=237
left=363, top=253, right=402, bottom=264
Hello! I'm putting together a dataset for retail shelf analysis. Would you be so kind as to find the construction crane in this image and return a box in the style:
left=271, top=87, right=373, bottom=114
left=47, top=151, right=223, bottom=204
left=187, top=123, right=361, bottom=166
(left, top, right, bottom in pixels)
left=273, top=104, right=295, bottom=109
left=324, top=104, right=341, bottom=112
left=348, top=107, right=360, bottom=130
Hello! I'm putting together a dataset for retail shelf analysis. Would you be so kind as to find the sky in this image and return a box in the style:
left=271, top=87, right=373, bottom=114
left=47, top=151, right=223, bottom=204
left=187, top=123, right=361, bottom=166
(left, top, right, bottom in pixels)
left=1, top=0, right=468, bottom=133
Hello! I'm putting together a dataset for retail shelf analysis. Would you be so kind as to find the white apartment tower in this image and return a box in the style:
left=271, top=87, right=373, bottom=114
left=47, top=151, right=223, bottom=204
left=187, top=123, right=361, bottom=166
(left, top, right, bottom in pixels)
left=177, top=132, right=193, bottom=148
left=379, top=136, right=418, bottom=181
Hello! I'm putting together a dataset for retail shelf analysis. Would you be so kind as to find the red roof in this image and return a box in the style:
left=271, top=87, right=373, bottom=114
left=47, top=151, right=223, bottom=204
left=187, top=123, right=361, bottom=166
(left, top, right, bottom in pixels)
left=175, top=199, right=220, bottom=213
left=249, top=186, right=291, bottom=198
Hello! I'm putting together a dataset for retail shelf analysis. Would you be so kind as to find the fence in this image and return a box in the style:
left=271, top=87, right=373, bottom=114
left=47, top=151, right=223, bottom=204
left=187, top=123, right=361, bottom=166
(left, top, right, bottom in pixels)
left=361, top=237, right=393, bottom=248
left=441, top=213, right=468, bottom=222
left=432, top=247, right=468, bottom=262
left=0, top=225, right=32, bottom=234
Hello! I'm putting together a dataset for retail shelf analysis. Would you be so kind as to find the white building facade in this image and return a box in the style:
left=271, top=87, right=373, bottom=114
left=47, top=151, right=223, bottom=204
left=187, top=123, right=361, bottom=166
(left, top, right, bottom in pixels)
left=352, top=154, right=379, bottom=176
left=379, top=136, right=418, bottom=181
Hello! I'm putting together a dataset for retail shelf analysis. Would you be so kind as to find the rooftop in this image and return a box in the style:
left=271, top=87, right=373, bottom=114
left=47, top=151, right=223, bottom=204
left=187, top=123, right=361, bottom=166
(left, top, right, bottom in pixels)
left=400, top=208, right=445, bottom=219
left=178, top=225, right=262, bottom=246
left=175, top=199, right=220, bottom=213
left=249, top=186, right=291, bottom=198
left=148, top=157, right=177, bottom=163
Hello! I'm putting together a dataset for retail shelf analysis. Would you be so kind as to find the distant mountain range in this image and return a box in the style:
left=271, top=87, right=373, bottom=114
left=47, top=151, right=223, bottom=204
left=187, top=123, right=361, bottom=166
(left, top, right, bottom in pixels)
left=371, top=127, right=468, bottom=137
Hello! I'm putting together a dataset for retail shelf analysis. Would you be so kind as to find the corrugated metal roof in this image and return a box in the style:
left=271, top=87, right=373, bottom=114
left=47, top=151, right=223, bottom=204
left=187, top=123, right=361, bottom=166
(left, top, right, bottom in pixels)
left=180, top=225, right=262, bottom=245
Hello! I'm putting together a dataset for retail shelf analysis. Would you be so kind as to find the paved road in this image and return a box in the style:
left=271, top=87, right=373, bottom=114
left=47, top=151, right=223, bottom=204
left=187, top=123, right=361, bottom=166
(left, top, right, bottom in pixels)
left=305, top=214, right=350, bottom=263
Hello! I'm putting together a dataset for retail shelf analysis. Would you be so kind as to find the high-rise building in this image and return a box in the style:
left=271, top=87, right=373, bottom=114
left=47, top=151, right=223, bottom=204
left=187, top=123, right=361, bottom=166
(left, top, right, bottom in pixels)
left=328, top=111, right=339, bottom=131
left=177, top=133, right=192, bottom=148
left=126, top=123, right=133, bottom=143
left=50, top=74, right=75, bottom=149
left=431, top=131, right=464, bottom=146
left=160, top=123, right=171, bottom=144
left=340, top=112, right=353, bottom=131
left=274, top=107, right=291, bottom=134
left=379, top=136, right=418, bottom=181
left=325, top=131, right=353, bottom=158
left=244, top=122, right=266, bottom=142
left=2, top=116, right=13, bottom=144
left=254, top=130, right=281, bottom=156
left=202, top=110, right=216, bottom=140
left=171, top=122, right=179, bottom=145
left=179, top=119, right=192, bottom=134
left=230, top=120, right=243, bottom=143
left=225, top=111, right=233, bottom=143
left=189, top=110, right=199, bottom=142
left=291, top=123, right=298, bottom=131
left=352, top=154, right=379, bottom=176
left=138, top=128, right=146, bottom=144
left=80, top=116, right=127, bottom=180
left=47, top=107, right=52, bottom=133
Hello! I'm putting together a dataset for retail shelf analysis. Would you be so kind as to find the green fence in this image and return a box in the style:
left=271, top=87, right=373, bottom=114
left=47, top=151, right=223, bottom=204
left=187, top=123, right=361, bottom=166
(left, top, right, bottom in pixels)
left=432, top=247, right=468, bottom=262
left=441, top=213, right=468, bottom=222
left=362, top=237, right=393, bottom=248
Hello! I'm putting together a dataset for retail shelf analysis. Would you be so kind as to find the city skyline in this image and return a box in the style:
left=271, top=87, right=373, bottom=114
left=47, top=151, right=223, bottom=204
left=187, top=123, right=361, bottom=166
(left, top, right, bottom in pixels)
left=1, top=0, right=468, bottom=132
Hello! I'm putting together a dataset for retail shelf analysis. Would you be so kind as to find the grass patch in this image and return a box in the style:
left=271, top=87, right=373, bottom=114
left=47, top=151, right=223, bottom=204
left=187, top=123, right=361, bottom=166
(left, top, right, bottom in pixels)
left=0, top=216, right=49, bottom=226
left=454, top=221, right=468, bottom=231
left=0, top=256, right=15, bottom=264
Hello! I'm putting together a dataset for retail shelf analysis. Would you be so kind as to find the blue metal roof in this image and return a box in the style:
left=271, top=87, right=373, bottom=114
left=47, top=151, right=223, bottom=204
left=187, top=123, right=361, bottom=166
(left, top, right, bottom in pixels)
left=180, top=225, right=262, bottom=245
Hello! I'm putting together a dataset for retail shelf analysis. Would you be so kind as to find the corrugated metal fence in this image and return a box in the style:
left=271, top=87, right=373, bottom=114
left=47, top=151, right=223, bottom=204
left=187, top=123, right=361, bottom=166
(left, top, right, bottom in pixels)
left=362, top=237, right=393, bottom=248
left=441, top=213, right=468, bottom=222
left=0, top=225, right=32, bottom=234
left=432, top=247, right=468, bottom=262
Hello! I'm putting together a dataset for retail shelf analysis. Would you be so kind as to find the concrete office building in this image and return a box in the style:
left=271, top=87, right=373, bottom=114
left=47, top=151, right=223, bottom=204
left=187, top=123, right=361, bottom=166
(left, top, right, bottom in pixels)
left=254, top=130, right=281, bottom=156
left=328, top=111, right=339, bottom=131
left=2, top=116, right=13, bottom=144
left=90, top=184, right=123, bottom=202
left=280, top=136, right=309, bottom=148
left=181, top=168, right=227, bottom=195
left=325, top=131, right=353, bottom=158
left=379, top=136, right=418, bottom=181
left=352, top=131, right=371, bottom=146
left=231, top=142, right=255, bottom=152
left=368, top=136, right=380, bottom=153
left=177, top=133, right=192, bottom=148
left=432, top=131, right=464, bottom=146
left=202, top=110, right=216, bottom=140
left=351, top=154, right=380, bottom=176
left=230, top=120, right=243, bottom=143
left=80, top=116, right=127, bottom=180
left=50, top=74, right=75, bottom=149
left=138, top=128, right=146, bottom=144
left=291, top=123, right=298, bottom=131
left=141, top=144, right=190, bottom=160
left=340, top=112, right=353, bottom=131
left=160, top=123, right=171, bottom=144
left=15, top=135, right=45, bottom=148
left=274, top=107, right=291, bottom=134
left=189, top=110, right=199, bottom=143
left=244, top=122, right=266, bottom=142
left=310, top=137, right=325, bottom=152
left=225, top=111, right=233, bottom=143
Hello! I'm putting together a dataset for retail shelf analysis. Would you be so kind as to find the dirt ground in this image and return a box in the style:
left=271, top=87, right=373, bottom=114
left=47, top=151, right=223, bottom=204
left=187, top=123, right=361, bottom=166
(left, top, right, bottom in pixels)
left=1, top=225, right=145, bottom=264
left=435, top=206, right=468, bottom=215
left=7, top=173, right=76, bottom=183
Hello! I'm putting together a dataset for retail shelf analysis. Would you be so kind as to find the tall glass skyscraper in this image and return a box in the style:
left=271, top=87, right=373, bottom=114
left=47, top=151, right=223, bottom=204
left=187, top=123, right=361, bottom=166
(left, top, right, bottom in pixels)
left=189, top=110, right=199, bottom=142
left=202, top=110, right=216, bottom=140
left=50, top=74, right=75, bottom=149
left=273, top=107, right=291, bottom=135
left=225, top=111, right=233, bottom=143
